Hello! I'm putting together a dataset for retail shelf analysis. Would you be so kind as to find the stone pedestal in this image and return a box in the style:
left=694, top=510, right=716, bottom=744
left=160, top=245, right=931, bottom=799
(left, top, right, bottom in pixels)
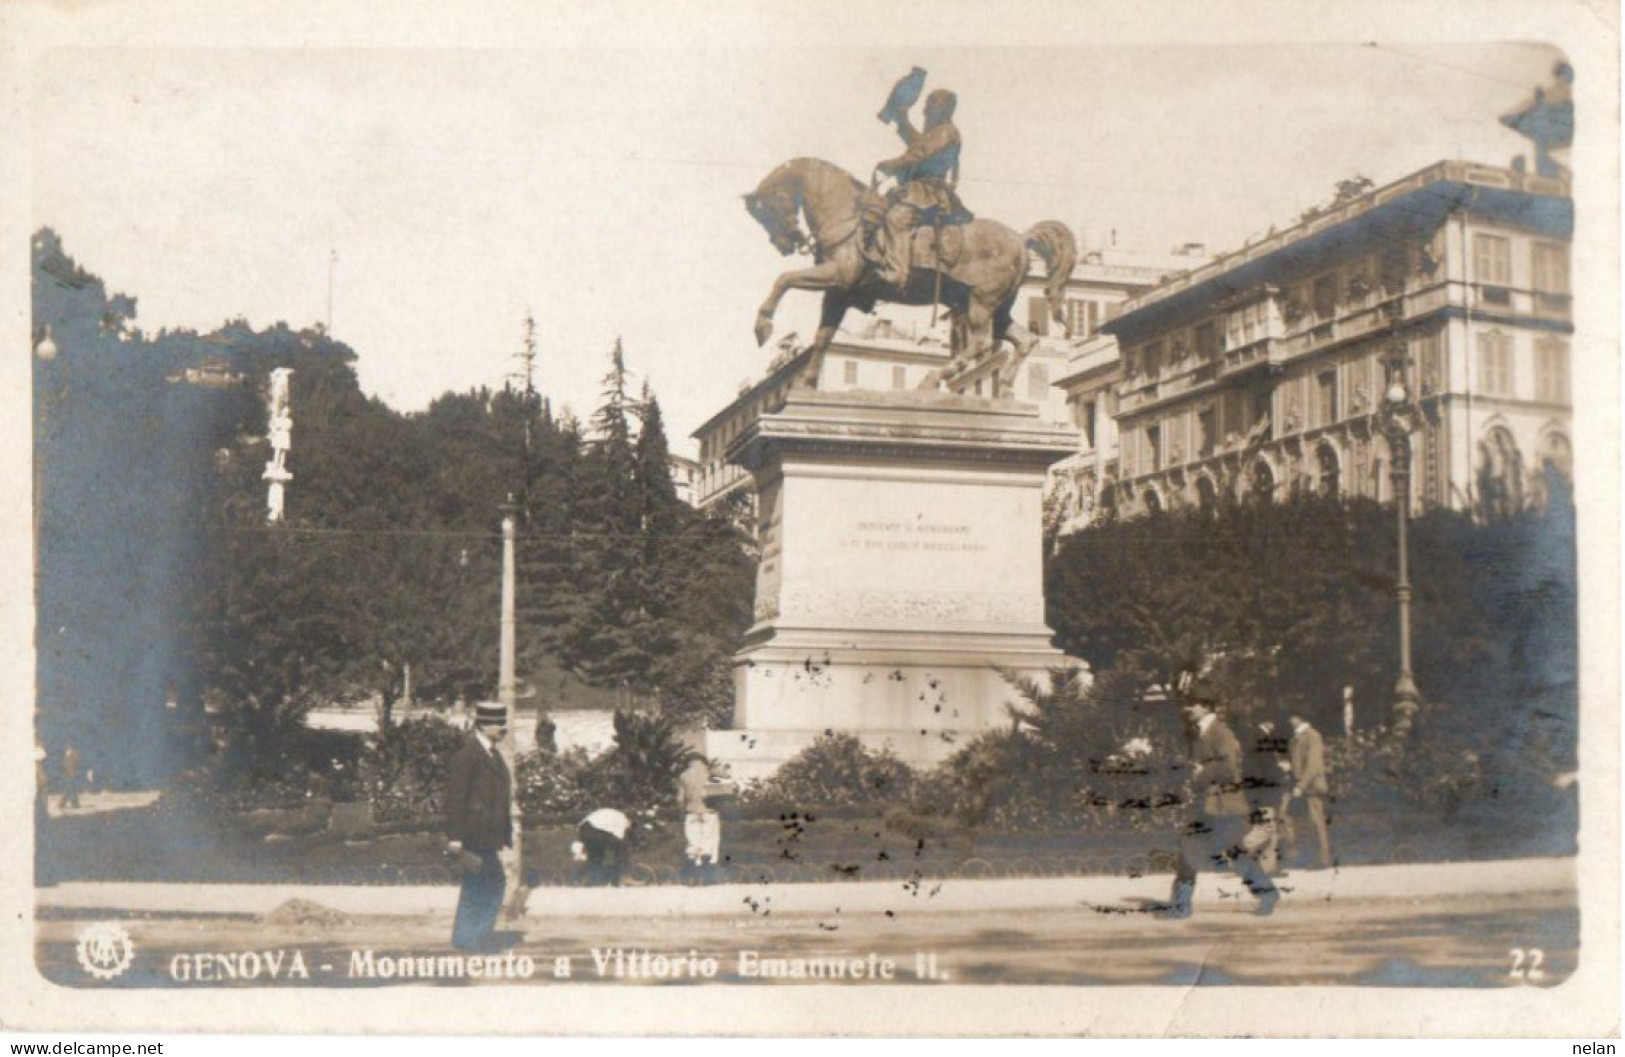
left=705, top=389, right=1082, bottom=781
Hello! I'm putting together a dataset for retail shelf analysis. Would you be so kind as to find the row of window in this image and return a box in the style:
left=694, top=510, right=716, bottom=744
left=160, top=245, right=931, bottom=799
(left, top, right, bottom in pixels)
left=1124, top=436, right=1395, bottom=513
left=698, top=378, right=798, bottom=464
left=1027, top=295, right=1122, bottom=339
left=1072, top=422, right=1570, bottom=525
left=838, top=356, right=1057, bottom=402
left=1474, top=233, right=1569, bottom=294
left=1120, top=328, right=1568, bottom=476
left=1477, top=331, right=1570, bottom=401
left=1069, top=390, right=1118, bottom=449
left=696, top=461, right=748, bottom=501
left=1122, top=243, right=1420, bottom=378
left=1123, top=233, right=1568, bottom=377
left=1123, top=388, right=1269, bottom=475
left=1108, top=445, right=1344, bottom=517
left=840, top=359, right=911, bottom=390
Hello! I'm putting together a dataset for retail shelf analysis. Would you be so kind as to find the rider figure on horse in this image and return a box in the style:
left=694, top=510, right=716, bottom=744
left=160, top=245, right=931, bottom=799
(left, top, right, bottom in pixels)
left=874, top=87, right=966, bottom=288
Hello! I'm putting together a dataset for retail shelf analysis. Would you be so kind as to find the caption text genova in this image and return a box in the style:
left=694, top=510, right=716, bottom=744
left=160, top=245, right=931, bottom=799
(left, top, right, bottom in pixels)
left=164, top=947, right=950, bottom=982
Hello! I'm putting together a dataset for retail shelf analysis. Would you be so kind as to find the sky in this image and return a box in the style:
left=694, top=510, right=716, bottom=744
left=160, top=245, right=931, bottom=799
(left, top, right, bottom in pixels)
left=29, top=31, right=1567, bottom=455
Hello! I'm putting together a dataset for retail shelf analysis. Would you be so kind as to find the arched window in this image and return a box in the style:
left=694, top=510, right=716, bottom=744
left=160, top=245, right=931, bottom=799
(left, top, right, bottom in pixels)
left=1317, top=442, right=1341, bottom=497
left=1542, top=431, right=1573, bottom=481
left=1143, top=488, right=1163, bottom=516
left=1250, top=458, right=1275, bottom=501
left=1536, top=431, right=1574, bottom=511
left=1476, top=426, right=1524, bottom=520
left=1195, top=475, right=1218, bottom=510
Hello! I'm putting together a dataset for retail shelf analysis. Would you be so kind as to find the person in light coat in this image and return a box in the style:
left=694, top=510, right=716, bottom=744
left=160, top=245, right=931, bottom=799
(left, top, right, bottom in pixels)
left=1283, top=711, right=1333, bottom=869
left=678, top=756, right=723, bottom=883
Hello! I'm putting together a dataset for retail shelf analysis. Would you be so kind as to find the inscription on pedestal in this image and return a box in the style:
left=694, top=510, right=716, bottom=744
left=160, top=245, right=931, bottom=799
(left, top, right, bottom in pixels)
left=837, top=519, right=991, bottom=555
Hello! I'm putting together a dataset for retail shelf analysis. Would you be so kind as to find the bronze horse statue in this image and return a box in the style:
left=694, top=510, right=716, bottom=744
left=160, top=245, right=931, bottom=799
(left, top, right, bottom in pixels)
left=746, top=157, right=1076, bottom=393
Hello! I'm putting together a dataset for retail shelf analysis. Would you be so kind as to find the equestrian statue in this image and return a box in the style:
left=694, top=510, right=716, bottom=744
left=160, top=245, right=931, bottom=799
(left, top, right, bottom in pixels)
left=745, top=69, right=1076, bottom=396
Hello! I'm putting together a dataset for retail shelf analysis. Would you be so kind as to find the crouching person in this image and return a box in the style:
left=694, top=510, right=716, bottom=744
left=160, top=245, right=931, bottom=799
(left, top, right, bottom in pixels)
left=573, top=807, right=631, bottom=886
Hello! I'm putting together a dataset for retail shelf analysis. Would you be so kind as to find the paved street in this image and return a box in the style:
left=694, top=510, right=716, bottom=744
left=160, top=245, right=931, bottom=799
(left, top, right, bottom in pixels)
left=36, top=859, right=1578, bottom=989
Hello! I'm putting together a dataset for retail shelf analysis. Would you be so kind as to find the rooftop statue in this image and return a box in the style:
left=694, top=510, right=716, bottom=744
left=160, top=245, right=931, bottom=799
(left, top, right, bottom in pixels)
left=1501, top=61, right=1574, bottom=179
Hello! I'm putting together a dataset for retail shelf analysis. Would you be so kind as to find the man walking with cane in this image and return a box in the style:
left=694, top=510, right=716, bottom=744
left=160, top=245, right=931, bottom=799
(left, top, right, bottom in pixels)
left=444, top=702, right=514, bottom=951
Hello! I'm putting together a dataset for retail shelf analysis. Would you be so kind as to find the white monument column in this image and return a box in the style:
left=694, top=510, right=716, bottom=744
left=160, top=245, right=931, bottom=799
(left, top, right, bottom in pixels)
left=707, top=389, right=1084, bottom=780
left=263, top=367, right=294, bottom=522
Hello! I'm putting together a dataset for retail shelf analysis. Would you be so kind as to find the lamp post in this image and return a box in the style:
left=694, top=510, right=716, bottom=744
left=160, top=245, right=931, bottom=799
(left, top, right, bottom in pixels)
left=34, top=326, right=60, bottom=654
left=497, top=494, right=524, bottom=917
left=34, top=325, right=58, bottom=537
left=34, top=326, right=58, bottom=754
left=499, top=495, right=518, bottom=716
left=1379, top=339, right=1422, bottom=737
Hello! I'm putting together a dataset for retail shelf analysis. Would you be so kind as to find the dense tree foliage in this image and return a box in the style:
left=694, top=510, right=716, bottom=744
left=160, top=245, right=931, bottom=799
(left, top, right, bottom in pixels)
left=1046, top=489, right=1578, bottom=784
left=33, top=231, right=754, bottom=785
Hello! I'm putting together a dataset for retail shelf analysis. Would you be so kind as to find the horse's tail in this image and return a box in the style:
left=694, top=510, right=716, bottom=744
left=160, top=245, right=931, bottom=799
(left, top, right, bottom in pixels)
left=1024, top=221, right=1078, bottom=334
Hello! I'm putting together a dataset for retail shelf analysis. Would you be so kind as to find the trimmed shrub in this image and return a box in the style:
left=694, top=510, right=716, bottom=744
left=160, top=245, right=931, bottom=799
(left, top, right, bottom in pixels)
left=1327, top=726, right=1483, bottom=816
left=358, top=715, right=468, bottom=825
left=910, top=728, right=1046, bottom=826
left=752, top=733, right=916, bottom=810
left=161, top=723, right=360, bottom=824
left=515, top=746, right=592, bottom=822
left=566, top=710, right=697, bottom=819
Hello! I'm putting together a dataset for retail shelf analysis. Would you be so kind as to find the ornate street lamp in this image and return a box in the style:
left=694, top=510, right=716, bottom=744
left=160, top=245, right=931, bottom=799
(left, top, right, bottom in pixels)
left=34, top=326, right=58, bottom=837
left=1379, top=338, right=1422, bottom=736
left=35, top=324, right=58, bottom=362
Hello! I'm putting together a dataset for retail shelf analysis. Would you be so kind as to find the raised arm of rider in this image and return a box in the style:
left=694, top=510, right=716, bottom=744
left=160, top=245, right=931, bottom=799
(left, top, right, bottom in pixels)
left=882, top=124, right=957, bottom=175
left=893, top=113, right=921, bottom=146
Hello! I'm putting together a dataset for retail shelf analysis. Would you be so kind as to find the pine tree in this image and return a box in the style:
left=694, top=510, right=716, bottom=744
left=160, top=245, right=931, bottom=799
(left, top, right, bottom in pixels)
left=589, top=338, right=636, bottom=484
left=566, top=341, right=655, bottom=690
left=633, top=384, right=679, bottom=556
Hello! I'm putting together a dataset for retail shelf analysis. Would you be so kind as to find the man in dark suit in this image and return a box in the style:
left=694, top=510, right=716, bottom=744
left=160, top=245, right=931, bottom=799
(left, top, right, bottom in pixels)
left=1166, top=682, right=1279, bottom=918
left=1284, top=711, right=1333, bottom=869
left=444, top=702, right=514, bottom=951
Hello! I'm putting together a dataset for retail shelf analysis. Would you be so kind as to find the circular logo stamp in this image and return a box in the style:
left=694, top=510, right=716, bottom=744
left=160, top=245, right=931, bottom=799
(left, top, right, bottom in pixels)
left=75, top=922, right=134, bottom=981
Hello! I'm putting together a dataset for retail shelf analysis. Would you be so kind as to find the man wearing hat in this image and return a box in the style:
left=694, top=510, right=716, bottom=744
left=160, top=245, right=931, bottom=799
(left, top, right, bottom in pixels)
left=444, top=701, right=514, bottom=951
left=1283, top=710, right=1334, bottom=869
left=1166, top=681, right=1279, bottom=918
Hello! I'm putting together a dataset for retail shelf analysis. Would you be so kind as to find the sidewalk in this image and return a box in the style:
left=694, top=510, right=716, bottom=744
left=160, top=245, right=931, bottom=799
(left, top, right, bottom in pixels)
left=43, top=790, right=163, bottom=819
left=35, top=856, right=1575, bottom=919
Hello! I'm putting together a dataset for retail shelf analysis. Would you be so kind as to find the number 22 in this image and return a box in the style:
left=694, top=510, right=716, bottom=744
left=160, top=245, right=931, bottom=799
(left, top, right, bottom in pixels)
left=1509, top=948, right=1545, bottom=980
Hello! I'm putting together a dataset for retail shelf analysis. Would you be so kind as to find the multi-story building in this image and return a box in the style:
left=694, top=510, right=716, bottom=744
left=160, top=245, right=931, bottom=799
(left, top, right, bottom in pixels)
left=693, top=318, right=953, bottom=519
left=667, top=453, right=700, bottom=507
left=947, top=245, right=1209, bottom=413
left=960, top=246, right=1213, bottom=533
left=1048, top=332, right=1125, bottom=531
left=1067, top=160, right=1572, bottom=524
